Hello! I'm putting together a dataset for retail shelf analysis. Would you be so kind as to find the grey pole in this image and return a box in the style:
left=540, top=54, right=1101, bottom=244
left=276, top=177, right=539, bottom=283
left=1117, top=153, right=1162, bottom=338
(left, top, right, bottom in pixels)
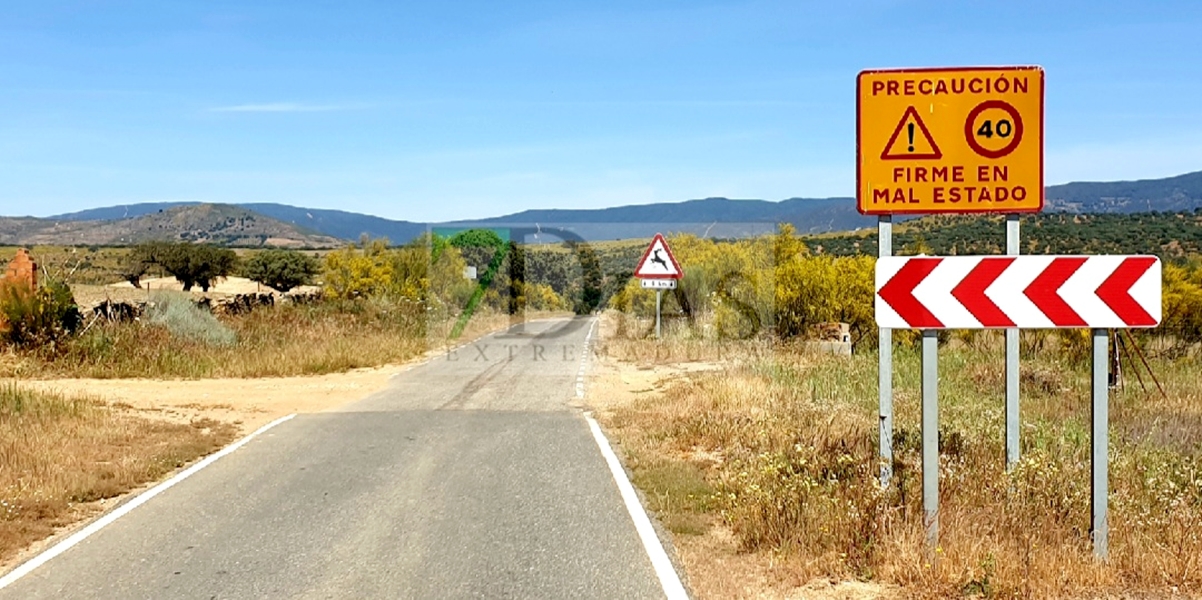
left=655, top=289, right=662, bottom=340
left=1006, top=215, right=1021, bottom=469
left=879, top=216, right=894, bottom=487
left=1091, top=327, right=1109, bottom=560
left=922, top=329, right=939, bottom=549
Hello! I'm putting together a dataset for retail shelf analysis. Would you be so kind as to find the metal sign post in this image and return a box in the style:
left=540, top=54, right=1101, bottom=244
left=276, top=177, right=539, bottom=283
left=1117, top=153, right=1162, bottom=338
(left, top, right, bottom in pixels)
left=641, top=279, right=676, bottom=341
left=655, top=289, right=662, bottom=339
left=1005, top=215, right=1021, bottom=469
left=879, top=216, right=894, bottom=487
left=1091, top=328, right=1109, bottom=560
left=922, top=329, right=939, bottom=548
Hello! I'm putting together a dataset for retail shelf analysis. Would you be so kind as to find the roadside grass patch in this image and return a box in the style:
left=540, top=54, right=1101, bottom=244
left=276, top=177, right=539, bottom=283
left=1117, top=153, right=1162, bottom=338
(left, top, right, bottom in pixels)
left=1, top=296, right=547, bottom=380
left=0, top=383, right=237, bottom=564
left=627, top=454, right=716, bottom=536
left=600, top=334, right=1202, bottom=599
left=8, top=299, right=429, bottom=379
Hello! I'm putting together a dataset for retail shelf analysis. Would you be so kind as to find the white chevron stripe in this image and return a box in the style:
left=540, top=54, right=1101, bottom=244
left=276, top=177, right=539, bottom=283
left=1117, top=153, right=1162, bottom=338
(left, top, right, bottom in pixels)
left=1061, top=256, right=1122, bottom=326
left=1131, top=259, right=1162, bottom=324
left=986, top=255, right=1055, bottom=328
left=912, top=257, right=981, bottom=328
left=875, top=295, right=906, bottom=328
left=874, top=257, right=908, bottom=328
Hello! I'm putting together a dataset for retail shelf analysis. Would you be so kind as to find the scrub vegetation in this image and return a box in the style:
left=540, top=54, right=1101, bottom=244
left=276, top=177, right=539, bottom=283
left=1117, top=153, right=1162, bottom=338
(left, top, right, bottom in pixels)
left=0, top=233, right=566, bottom=379
left=599, top=332, right=1202, bottom=599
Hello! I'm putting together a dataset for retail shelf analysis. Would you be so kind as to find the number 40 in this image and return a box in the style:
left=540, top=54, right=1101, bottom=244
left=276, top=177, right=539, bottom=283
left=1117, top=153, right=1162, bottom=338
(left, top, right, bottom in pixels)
left=977, top=119, right=1013, bottom=139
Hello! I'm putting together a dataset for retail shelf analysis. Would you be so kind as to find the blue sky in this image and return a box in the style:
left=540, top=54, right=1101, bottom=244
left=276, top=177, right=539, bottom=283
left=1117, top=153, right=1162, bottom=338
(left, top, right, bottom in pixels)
left=2, top=0, right=1201, bottom=222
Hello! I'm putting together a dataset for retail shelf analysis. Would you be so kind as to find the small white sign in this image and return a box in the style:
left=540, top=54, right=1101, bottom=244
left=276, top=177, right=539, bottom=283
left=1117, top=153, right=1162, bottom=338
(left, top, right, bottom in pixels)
left=641, top=279, right=677, bottom=290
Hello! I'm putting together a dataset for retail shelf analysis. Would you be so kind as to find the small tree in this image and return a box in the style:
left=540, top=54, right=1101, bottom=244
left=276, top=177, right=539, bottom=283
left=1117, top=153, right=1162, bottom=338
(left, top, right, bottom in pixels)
left=133, top=242, right=236, bottom=292
left=244, top=249, right=320, bottom=293
left=119, top=256, right=149, bottom=289
left=449, top=229, right=505, bottom=275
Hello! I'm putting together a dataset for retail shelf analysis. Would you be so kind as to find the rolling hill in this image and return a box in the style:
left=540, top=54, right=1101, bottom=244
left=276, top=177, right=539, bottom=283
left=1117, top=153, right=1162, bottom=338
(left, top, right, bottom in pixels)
left=1, top=204, right=342, bottom=248
left=20, top=169, right=1202, bottom=246
left=811, top=209, right=1202, bottom=258
left=52, top=202, right=427, bottom=244
left=1043, top=170, right=1202, bottom=213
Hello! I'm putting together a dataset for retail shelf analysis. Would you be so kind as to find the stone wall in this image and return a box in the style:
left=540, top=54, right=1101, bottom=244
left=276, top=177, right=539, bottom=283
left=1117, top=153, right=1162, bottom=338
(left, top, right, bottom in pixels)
left=803, top=322, right=853, bottom=356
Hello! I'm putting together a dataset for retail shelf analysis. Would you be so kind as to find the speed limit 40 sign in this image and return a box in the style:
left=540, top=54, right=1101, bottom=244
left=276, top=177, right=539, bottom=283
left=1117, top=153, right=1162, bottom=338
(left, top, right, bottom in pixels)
left=857, top=66, right=1044, bottom=214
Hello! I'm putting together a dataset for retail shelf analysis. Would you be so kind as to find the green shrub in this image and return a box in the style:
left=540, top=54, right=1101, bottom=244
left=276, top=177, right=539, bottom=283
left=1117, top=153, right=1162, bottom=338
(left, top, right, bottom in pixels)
left=144, top=293, right=236, bottom=346
left=0, top=280, right=82, bottom=349
left=244, top=249, right=320, bottom=293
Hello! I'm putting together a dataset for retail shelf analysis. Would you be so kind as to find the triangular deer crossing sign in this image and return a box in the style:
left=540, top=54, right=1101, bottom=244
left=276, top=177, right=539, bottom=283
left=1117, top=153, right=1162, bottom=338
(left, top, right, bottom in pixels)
left=635, top=233, right=683, bottom=279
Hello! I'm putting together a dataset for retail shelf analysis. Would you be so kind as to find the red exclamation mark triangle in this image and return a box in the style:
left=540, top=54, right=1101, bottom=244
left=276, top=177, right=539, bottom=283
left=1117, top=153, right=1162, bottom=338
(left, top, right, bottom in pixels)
left=881, top=106, right=942, bottom=160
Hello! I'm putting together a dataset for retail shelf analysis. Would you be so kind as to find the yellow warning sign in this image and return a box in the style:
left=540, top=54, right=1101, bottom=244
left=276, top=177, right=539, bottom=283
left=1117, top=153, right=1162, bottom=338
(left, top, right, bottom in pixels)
left=857, top=66, right=1044, bottom=215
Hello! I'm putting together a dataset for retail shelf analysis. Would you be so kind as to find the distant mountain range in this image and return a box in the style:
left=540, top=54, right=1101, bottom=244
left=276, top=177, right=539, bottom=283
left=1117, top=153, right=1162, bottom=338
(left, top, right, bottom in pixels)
left=49, top=203, right=429, bottom=246
left=1, top=170, right=1197, bottom=247
left=1, top=204, right=342, bottom=248
left=1043, top=170, right=1202, bottom=213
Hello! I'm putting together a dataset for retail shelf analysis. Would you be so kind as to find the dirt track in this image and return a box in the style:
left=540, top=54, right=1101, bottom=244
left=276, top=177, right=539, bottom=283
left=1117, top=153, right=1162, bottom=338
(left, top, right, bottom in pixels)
left=19, top=365, right=407, bottom=432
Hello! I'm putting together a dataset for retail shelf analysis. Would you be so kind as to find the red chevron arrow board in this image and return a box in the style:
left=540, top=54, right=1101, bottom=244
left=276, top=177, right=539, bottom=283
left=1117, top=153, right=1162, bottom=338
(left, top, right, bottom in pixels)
left=876, top=256, right=1161, bottom=329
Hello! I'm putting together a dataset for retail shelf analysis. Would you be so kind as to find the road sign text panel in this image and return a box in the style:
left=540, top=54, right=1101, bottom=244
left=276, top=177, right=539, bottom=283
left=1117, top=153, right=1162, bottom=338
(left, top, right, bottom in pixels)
left=858, top=67, right=1044, bottom=215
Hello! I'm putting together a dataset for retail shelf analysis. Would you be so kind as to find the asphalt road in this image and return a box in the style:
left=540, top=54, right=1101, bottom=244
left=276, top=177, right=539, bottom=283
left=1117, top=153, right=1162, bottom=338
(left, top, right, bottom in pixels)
left=1, top=317, right=674, bottom=599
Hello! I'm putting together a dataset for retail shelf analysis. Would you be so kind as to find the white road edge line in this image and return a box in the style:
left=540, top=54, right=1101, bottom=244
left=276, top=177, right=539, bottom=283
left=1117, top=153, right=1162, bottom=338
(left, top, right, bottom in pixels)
left=0, top=413, right=297, bottom=590
left=585, top=415, right=690, bottom=600
left=578, top=318, right=687, bottom=599
left=574, top=317, right=599, bottom=399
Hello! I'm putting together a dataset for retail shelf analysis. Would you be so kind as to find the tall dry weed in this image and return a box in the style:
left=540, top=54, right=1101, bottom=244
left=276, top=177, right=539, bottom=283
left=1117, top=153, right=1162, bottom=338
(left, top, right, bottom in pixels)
left=0, top=384, right=236, bottom=562
left=605, top=341, right=1202, bottom=598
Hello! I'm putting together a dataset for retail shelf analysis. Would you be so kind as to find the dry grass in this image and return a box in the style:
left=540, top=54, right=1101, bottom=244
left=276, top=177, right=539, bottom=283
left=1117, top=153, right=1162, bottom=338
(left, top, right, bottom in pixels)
left=599, top=325, right=1202, bottom=599
left=0, top=298, right=524, bottom=379
left=0, top=383, right=238, bottom=564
